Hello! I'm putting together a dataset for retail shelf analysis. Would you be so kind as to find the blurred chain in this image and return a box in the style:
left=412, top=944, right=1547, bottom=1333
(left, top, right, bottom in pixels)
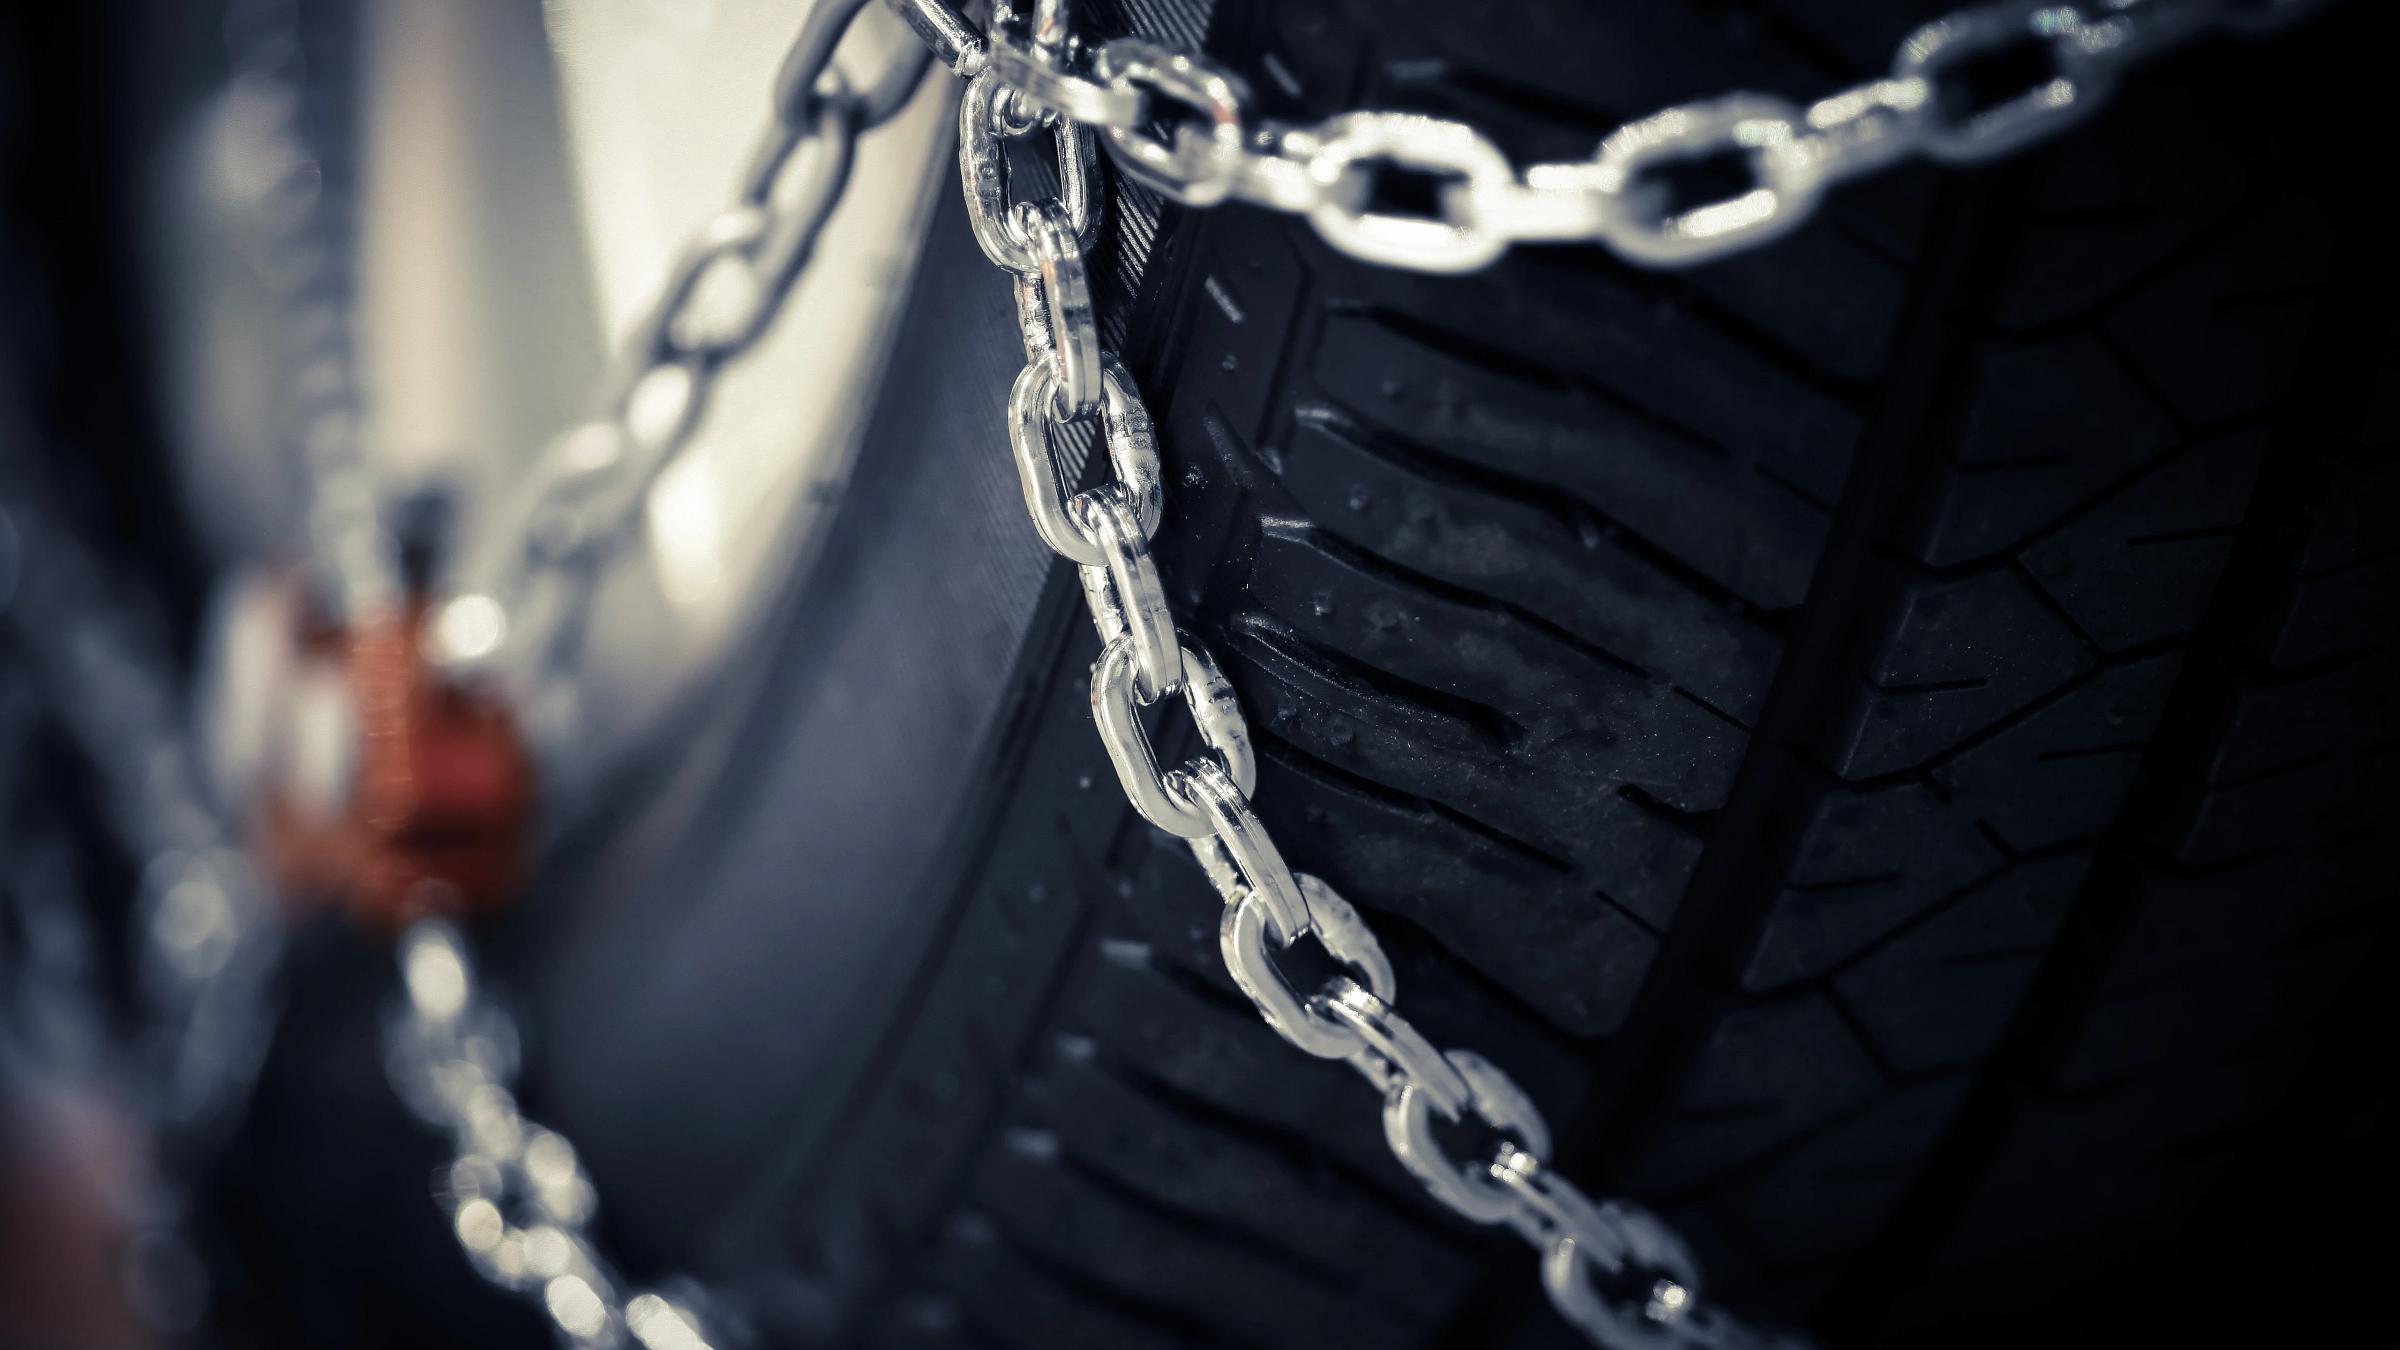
left=229, top=0, right=397, bottom=621
left=425, top=0, right=935, bottom=714
left=386, top=922, right=721, bottom=1350
left=0, top=498, right=286, bottom=1141
left=897, top=0, right=2332, bottom=272
left=905, top=0, right=2337, bottom=1343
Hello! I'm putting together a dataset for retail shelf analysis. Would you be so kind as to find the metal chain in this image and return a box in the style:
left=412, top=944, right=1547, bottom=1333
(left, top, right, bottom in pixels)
left=0, top=466, right=287, bottom=1333
left=938, top=28, right=1808, bottom=1350
left=891, top=0, right=2335, bottom=1343
left=1, top=482, right=731, bottom=1350
left=426, top=0, right=936, bottom=714
left=230, top=0, right=397, bottom=621
left=386, top=921, right=722, bottom=1350
left=897, top=0, right=2330, bottom=273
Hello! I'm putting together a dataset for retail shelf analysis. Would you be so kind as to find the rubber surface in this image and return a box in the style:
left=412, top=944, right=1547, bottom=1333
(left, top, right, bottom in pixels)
left=758, top=2, right=2400, bottom=1347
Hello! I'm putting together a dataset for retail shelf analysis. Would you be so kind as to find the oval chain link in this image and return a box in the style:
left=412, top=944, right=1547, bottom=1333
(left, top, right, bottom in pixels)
left=933, top=6, right=1839, bottom=1342
left=215, top=0, right=2336, bottom=1346
left=388, top=923, right=721, bottom=1350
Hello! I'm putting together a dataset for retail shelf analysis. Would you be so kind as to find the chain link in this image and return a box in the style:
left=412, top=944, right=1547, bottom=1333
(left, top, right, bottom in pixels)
left=429, top=0, right=936, bottom=708
left=901, top=0, right=2330, bottom=273
left=387, top=922, right=722, bottom=1350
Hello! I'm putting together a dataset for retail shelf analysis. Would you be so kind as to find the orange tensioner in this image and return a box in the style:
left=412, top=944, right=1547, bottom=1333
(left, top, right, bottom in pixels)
left=250, top=587, right=532, bottom=931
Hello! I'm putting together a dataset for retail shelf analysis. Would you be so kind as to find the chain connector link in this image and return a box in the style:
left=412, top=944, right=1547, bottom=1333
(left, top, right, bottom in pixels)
left=883, top=0, right=988, bottom=76
left=1359, top=1020, right=1555, bottom=1222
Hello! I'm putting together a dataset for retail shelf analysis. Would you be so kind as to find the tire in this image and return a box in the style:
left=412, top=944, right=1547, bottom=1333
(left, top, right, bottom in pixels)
left=724, top=2, right=2399, bottom=1347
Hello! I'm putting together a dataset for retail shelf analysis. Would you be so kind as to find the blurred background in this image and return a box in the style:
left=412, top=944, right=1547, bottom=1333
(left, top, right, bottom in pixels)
left=4, top=0, right=1004, bottom=1343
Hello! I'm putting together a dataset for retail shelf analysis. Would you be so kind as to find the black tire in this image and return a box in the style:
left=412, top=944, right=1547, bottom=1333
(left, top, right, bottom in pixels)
left=703, top=2, right=2400, bottom=1347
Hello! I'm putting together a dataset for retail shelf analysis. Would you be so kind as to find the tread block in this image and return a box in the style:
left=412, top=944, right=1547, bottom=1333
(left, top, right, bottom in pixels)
left=1836, top=569, right=2097, bottom=778
left=1230, top=664, right=1679, bottom=1034
left=2017, top=431, right=2266, bottom=653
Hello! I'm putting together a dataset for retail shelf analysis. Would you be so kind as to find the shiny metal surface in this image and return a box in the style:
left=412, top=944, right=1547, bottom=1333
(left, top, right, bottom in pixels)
left=958, top=68, right=1099, bottom=275
left=1011, top=201, right=1102, bottom=415
left=1091, top=641, right=1235, bottom=837
left=1091, top=38, right=1250, bottom=204
left=921, top=0, right=2334, bottom=272
left=1219, top=876, right=1394, bottom=1061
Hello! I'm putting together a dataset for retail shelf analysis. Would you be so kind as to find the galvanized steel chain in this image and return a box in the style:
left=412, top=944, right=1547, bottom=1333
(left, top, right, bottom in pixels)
left=427, top=0, right=935, bottom=705
left=927, top=5, right=1813, bottom=1344
left=897, top=0, right=2330, bottom=272
left=387, top=921, right=722, bottom=1350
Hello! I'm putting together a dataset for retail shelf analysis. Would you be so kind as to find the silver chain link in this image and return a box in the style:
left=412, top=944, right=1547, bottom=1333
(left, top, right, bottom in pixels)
left=373, top=7, right=950, bottom=1339
left=427, top=0, right=936, bottom=711
left=891, top=0, right=2335, bottom=1343
left=899, top=0, right=2330, bottom=272
left=386, top=921, right=723, bottom=1350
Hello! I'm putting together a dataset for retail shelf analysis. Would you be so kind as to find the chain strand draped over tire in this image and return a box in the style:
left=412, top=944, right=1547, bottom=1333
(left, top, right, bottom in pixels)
left=895, top=0, right=2328, bottom=272
left=883, top=0, right=2338, bottom=1343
